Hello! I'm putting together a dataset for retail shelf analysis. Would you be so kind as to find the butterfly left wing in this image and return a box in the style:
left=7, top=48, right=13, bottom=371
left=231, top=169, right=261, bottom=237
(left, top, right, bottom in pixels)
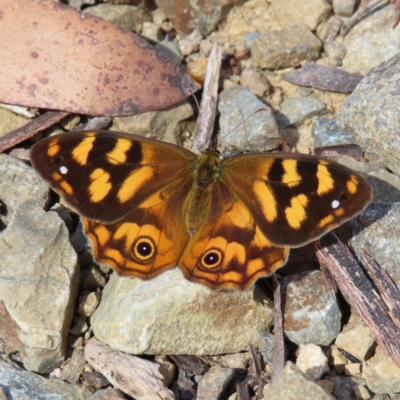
left=30, top=130, right=196, bottom=280
left=222, top=153, right=373, bottom=247
left=179, top=181, right=289, bottom=290
left=83, top=178, right=193, bottom=279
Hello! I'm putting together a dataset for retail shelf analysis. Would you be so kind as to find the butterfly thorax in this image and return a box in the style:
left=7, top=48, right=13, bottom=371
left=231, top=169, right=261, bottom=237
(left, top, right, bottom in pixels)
left=186, top=151, right=223, bottom=236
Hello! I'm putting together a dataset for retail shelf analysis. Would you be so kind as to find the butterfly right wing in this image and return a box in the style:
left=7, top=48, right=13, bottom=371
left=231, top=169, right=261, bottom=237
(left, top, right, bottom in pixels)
left=179, top=181, right=289, bottom=290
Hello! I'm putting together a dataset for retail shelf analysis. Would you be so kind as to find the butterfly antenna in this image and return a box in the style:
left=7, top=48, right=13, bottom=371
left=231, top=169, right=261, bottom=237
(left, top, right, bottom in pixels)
left=220, top=107, right=268, bottom=140
left=187, top=87, right=209, bottom=133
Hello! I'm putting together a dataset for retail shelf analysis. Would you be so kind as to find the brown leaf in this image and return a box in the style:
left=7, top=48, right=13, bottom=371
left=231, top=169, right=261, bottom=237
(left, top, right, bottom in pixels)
left=0, top=0, right=200, bottom=116
left=283, top=62, right=363, bottom=93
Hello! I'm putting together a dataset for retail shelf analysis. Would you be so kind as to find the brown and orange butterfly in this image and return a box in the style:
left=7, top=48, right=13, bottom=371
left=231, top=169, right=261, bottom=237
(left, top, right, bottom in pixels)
left=30, top=131, right=372, bottom=289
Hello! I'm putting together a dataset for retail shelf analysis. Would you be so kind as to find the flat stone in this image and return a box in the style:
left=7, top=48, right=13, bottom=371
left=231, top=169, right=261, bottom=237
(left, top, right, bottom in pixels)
left=336, top=53, right=400, bottom=172
left=363, top=347, right=400, bottom=394
left=91, top=269, right=274, bottom=355
left=0, top=201, right=78, bottom=373
left=312, top=118, right=355, bottom=147
left=296, top=344, right=329, bottom=380
left=251, top=24, right=322, bottom=70
left=0, top=358, right=78, bottom=400
left=342, top=4, right=400, bottom=74
left=84, top=3, right=151, bottom=33
left=345, top=203, right=400, bottom=287
left=332, top=0, right=356, bottom=16
left=276, top=96, right=326, bottom=127
left=270, top=0, right=331, bottom=30
left=335, top=320, right=376, bottom=362
left=264, top=361, right=335, bottom=399
left=196, top=365, right=236, bottom=400
left=0, top=108, right=30, bottom=137
left=0, top=154, right=48, bottom=225
left=110, top=100, right=194, bottom=146
left=218, top=86, right=281, bottom=152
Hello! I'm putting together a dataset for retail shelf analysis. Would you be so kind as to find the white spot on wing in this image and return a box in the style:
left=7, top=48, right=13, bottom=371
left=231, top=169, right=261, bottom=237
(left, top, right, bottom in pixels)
left=331, top=199, right=340, bottom=209
left=60, top=166, right=68, bottom=175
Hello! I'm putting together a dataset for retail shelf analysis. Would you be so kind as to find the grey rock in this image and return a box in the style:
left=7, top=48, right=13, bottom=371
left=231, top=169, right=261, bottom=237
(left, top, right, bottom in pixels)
left=264, top=361, right=335, bottom=399
left=324, top=376, right=360, bottom=400
left=342, top=4, right=400, bottom=74
left=251, top=24, right=322, bottom=70
left=0, top=108, right=30, bottom=137
left=282, top=270, right=342, bottom=346
left=259, top=331, right=275, bottom=367
left=0, top=201, right=79, bottom=373
left=270, top=0, right=332, bottom=30
left=332, top=0, right=356, bottom=17
left=87, top=388, right=127, bottom=400
left=336, top=53, right=400, bottom=172
left=218, top=86, right=281, bottom=152
left=91, top=269, right=274, bottom=355
left=0, top=358, right=78, bottom=400
left=362, top=346, right=400, bottom=394
left=240, top=68, right=271, bottom=97
left=324, top=41, right=347, bottom=66
left=59, top=348, right=86, bottom=384
left=312, top=118, right=355, bottom=147
left=244, top=32, right=261, bottom=49
left=296, top=344, right=329, bottom=380
left=0, top=154, right=48, bottom=225
left=111, top=100, right=193, bottom=145
left=157, top=39, right=184, bottom=65
left=277, top=97, right=327, bottom=128
left=345, top=202, right=400, bottom=287
left=196, top=365, right=235, bottom=400
left=84, top=3, right=151, bottom=33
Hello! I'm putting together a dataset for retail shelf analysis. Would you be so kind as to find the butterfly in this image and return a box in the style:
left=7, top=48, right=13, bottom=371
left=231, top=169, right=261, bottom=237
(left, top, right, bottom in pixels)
left=30, top=130, right=373, bottom=290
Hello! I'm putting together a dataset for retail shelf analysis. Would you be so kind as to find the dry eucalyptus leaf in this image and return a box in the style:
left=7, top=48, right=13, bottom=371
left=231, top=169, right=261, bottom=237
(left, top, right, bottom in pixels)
left=0, top=0, right=200, bottom=116
left=283, top=62, right=363, bottom=93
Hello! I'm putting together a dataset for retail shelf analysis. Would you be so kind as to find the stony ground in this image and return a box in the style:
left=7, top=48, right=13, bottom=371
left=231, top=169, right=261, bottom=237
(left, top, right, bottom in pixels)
left=1, top=0, right=400, bottom=399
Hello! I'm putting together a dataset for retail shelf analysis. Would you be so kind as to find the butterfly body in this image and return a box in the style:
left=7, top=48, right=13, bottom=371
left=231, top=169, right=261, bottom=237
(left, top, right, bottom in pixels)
left=30, top=131, right=373, bottom=289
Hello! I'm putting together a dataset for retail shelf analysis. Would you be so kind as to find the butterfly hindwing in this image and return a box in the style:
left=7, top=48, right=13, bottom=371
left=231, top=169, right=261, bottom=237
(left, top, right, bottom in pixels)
left=179, top=181, right=289, bottom=290
left=83, top=178, right=193, bottom=279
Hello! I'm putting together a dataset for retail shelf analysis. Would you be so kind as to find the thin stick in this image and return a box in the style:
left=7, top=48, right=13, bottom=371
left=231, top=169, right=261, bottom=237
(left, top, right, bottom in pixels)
left=191, top=43, right=222, bottom=154
left=340, top=0, right=387, bottom=37
left=0, top=111, right=69, bottom=153
left=271, top=275, right=285, bottom=382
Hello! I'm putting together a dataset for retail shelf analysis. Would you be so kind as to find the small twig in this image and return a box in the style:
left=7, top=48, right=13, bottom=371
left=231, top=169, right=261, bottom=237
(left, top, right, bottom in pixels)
left=271, top=275, right=285, bottom=383
left=340, top=0, right=388, bottom=37
left=249, top=344, right=262, bottom=377
left=393, top=0, right=400, bottom=28
left=191, top=42, right=222, bottom=154
left=360, top=252, right=400, bottom=328
left=0, top=111, right=69, bottom=153
left=236, top=382, right=251, bottom=400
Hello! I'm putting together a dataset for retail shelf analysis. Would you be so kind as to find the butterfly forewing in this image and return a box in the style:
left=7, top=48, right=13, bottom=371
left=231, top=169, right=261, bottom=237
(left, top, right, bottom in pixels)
left=224, top=153, right=373, bottom=247
left=30, top=131, right=195, bottom=223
